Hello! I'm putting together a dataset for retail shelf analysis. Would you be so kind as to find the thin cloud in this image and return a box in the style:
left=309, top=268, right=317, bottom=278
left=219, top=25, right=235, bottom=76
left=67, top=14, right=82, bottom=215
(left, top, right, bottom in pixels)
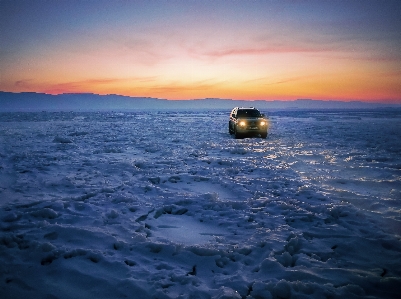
left=15, top=79, right=33, bottom=88
left=264, top=76, right=314, bottom=86
left=244, top=74, right=319, bottom=86
left=42, top=77, right=157, bottom=94
left=148, top=80, right=222, bottom=95
left=194, top=43, right=335, bottom=60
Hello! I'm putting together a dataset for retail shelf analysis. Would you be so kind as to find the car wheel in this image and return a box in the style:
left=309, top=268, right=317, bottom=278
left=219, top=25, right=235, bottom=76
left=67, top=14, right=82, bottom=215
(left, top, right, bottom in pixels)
left=261, top=132, right=267, bottom=139
left=234, top=127, right=243, bottom=139
left=229, top=122, right=233, bottom=134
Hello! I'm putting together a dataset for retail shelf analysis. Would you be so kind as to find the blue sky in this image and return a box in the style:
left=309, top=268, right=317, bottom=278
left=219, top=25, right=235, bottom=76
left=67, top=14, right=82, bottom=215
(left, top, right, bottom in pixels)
left=1, top=0, right=400, bottom=102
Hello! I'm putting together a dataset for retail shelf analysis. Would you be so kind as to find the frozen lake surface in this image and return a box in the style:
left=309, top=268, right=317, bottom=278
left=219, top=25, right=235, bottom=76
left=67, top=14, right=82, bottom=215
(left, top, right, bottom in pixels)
left=1, top=109, right=400, bottom=298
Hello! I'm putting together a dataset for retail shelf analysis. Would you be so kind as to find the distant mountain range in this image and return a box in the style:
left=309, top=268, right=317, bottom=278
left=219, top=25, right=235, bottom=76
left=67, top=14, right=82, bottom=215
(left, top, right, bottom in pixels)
left=0, top=91, right=399, bottom=111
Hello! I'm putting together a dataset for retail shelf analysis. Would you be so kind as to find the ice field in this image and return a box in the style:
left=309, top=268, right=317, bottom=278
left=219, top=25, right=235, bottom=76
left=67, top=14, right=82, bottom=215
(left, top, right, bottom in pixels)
left=0, top=109, right=400, bottom=298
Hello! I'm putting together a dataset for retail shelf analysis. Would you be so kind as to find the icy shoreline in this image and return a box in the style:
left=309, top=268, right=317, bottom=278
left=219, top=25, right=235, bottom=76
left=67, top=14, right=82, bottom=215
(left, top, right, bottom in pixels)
left=1, top=109, right=400, bottom=298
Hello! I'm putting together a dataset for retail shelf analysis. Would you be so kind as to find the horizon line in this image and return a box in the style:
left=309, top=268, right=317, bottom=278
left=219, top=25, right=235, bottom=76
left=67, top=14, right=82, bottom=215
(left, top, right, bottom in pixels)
left=1, top=91, right=400, bottom=105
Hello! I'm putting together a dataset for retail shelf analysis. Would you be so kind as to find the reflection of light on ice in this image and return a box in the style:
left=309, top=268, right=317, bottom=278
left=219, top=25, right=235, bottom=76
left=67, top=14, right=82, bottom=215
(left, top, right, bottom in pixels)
left=264, top=154, right=278, bottom=159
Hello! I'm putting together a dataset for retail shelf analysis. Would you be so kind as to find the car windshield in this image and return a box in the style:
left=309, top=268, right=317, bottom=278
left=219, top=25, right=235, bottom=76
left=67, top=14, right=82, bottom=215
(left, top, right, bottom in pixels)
left=237, top=109, right=260, bottom=118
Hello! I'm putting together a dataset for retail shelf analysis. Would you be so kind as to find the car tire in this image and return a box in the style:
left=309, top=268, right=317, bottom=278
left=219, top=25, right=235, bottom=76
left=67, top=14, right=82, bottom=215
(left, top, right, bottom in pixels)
left=229, top=122, right=233, bottom=134
left=261, top=132, right=267, bottom=139
left=234, top=127, right=243, bottom=139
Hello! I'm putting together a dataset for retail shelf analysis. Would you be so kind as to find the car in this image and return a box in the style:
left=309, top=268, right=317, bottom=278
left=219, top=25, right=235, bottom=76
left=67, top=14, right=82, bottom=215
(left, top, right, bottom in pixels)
left=228, top=107, right=268, bottom=139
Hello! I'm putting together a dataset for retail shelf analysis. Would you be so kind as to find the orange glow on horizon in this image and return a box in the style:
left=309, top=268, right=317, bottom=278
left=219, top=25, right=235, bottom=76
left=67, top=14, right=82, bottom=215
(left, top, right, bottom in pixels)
left=1, top=1, right=400, bottom=104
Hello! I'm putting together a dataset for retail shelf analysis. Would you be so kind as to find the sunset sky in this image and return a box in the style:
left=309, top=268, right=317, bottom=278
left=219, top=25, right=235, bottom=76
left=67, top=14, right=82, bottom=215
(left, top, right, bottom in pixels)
left=1, top=0, right=401, bottom=102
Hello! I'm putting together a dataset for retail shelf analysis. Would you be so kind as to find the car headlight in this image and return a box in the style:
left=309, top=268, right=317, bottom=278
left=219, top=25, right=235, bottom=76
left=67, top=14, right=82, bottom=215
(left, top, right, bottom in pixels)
left=239, top=121, right=246, bottom=127
left=260, top=121, right=266, bottom=126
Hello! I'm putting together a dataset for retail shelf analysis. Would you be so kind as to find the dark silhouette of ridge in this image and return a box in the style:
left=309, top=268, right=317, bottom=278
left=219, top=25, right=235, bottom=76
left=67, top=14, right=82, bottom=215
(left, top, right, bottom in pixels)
left=0, top=91, right=399, bottom=111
